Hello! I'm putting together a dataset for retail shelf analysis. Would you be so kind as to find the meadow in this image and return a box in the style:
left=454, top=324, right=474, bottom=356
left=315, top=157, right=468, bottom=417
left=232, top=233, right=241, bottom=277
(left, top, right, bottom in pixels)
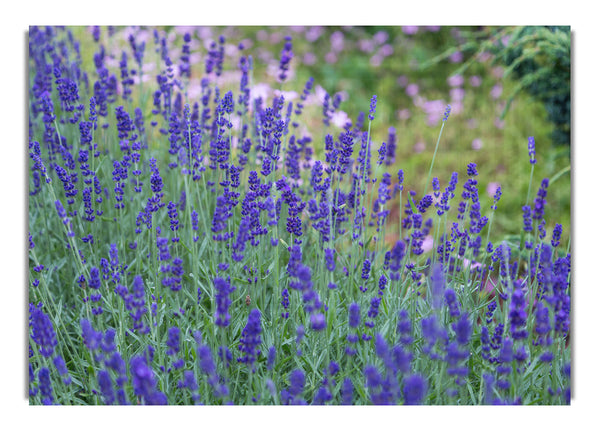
left=27, top=25, right=571, bottom=405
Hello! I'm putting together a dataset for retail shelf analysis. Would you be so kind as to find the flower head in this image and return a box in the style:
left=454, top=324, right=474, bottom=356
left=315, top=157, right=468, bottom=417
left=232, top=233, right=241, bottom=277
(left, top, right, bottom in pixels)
left=238, top=308, right=262, bottom=372
left=528, top=136, right=536, bottom=164
left=403, top=374, right=427, bottom=405
left=368, top=95, right=377, bottom=121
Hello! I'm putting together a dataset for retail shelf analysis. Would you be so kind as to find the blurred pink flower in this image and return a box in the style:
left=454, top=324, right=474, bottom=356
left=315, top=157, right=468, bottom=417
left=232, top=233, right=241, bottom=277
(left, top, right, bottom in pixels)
left=494, top=117, right=505, bottom=129
left=198, top=27, right=212, bottom=39
left=422, top=100, right=446, bottom=126
left=450, top=100, right=463, bottom=115
left=471, top=138, right=483, bottom=150
left=492, top=67, right=504, bottom=79
left=325, top=52, right=337, bottom=64
left=314, top=85, right=328, bottom=103
left=447, top=74, right=464, bottom=87
left=449, top=51, right=463, bottom=63
left=269, top=32, right=283, bottom=44
left=406, top=83, right=419, bottom=97
left=414, top=141, right=426, bottom=153
left=380, top=44, right=394, bottom=57
left=422, top=235, right=434, bottom=253
left=397, top=75, right=408, bottom=87
left=330, top=31, right=345, bottom=52
left=370, top=54, right=383, bottom=67
left=425, top=26, right=441, bottom=32
left=256, top=30, right=268, bottom=41
left=486, top=182, right=501, bottom=198
left=490, top=84, right=503, bottom=99
left=358, top=39, right=375, bottom=53
left=303, top=52, right=317, bottom=65
left=250, top=83, right=271, bottom=102
left=397, top=109, right=411, bottom=120
left=305, top=27, right=324, bottom=42
left=373, top=30, right=389, bottom=45
left=402, top=26, right=419, bottom=35
left=274, top=90, right=299, bottom=102
left=175, top=26, right=196, bottom=37
left=477, top=51, right=492, bottom=62
left=469, top=75, right=482, bottom=87
left=331, top=110, right=350, bottom=128
left=449, top=88, right=465, bottom=102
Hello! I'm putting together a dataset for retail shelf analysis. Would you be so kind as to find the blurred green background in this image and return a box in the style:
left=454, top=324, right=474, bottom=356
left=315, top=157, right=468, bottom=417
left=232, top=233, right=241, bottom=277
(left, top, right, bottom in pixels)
left=69, top=25, right=571, bottom=247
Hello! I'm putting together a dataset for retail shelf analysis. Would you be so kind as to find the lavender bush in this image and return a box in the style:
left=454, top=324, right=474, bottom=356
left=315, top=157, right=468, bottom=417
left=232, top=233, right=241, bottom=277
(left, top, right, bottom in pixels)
left=27, top=26, right=570, bottom=405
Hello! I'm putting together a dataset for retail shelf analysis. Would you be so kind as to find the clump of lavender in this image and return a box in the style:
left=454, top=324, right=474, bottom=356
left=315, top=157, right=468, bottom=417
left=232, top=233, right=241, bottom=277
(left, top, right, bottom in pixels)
left=27, top=26, right=570, bottom=407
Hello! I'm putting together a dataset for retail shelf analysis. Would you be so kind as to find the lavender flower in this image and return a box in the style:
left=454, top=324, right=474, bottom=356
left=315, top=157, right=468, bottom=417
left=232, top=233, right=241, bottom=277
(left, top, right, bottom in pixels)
left=532, top=178, right=549, bottom=221
left=368, top=95, right=377, bottom=121
left=38, top=367, right=54, bottom=405
left=238, top=308, right=262, bottom=372
left=214, top=277, right=236, bottom=327
left=551, top=224, right=563, bottom=248
left=403, top=374, right=427, bottom=405
left=442, top=104, right=451, bottom=122
left=53, top=355, right=71, bottom=385
left=348, top=303, right=361, bottom=328
left=310, top=313, right=326, bottom=331
left=29, top=304, right=57, bottom=358
left=130, top=355, right=167, bottom=405
left=284, top=369, right=306, bottom=405
left=278, top=36, right=294, bottom=82
left=97, top=370, right=115, bottom=405
left=528, top=136, right=536, bottom=164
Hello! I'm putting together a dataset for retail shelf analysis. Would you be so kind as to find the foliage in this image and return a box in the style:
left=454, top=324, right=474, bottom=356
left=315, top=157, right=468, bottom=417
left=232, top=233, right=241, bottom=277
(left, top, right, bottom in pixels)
left=27, top=25, right=571, bottom=406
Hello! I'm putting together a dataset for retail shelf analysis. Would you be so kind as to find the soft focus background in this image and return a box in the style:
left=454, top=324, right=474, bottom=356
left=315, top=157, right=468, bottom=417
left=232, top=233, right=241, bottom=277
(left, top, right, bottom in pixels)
left=70, top=25, right=571, bottom=246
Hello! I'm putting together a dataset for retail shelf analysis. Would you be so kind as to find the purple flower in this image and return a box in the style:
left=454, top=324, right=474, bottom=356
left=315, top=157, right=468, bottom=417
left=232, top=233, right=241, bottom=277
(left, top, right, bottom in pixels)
left=368, top=95, right=377, bottom=121
left=532, top=178, right=549, bottom=221
left=551, top=224, right=563, bottom=248
left=444, top=288, right=461, bottom=318
left=367, top=297, right=382, bottom=320
left=528, top=136, right=536, bottom=164
left=214, top=277, right=236, bottom=327
left=397, top=309, right=413, bottom=345
left=403, top=374, right=427, bottom=405
left=348, top=302, right=361, bottom=328
left=522, top=205, right=533, bottom=233
left=81, top=318, right=103, bottom=351
left=278, top=36, right=294, bottom=82
left=166, top=326, right=181, bottom=356
left=29, top=304, right=57, bottom=358
left=53, top=355, right=71, bottom=385
left=310, top=313, right=326, bottom=331
left=509, top=281, right=529, bottom=341
left=324, top=248, right=336, bottom=272
left=341, top=377, right=354, bottom=405
left=361, top=258, right=371, bottom=280
left=441, top=104, right=451, bottom=122
left=238, top=308, right=262, bottom=372
left=452, top=313, right=472, bottom=345
left=289, top=369, right=305, bottom=400
left=467, top=162, right=478, bottom=177
left=385, top=127, right=397, bottom=165
left=97, top=370, right=115, bottom=405
left=267, top=346, right=277, bottom=371
left=38, top=367, right=54, bottom=405
left=129, top=355, right=167, bottom=405
left=167, top=201, right=180, bottom=242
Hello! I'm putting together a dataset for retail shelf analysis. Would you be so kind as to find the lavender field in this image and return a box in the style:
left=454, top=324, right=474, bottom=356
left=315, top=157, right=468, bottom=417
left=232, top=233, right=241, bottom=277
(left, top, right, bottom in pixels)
left=26, top=24, right=572, bottom=409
